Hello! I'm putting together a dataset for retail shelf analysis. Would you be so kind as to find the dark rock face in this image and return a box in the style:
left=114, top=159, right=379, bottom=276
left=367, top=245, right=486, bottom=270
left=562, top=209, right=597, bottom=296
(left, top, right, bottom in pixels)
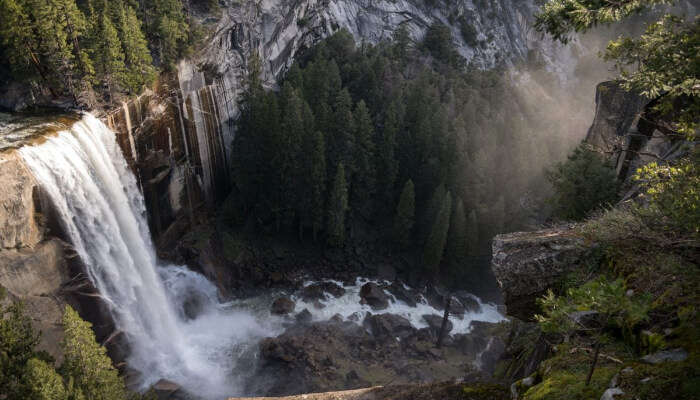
left=271, top=297, right=296, bottom=315
left=585, top=82, right=649, bottom=160
left=491, top=225, right=594, bottom=320
left=253, top=317, right=507, bottom=396
left=386, top=281, right=419, bottom=307
left=300, top=281, right=346, bottom=302
left=359, top=282, right=389, bottom=310
left=295, top=309, right=313, bottom=323
left=422, top=314, right=452, bottom=335
left=366, top=313, right=415, bottom=339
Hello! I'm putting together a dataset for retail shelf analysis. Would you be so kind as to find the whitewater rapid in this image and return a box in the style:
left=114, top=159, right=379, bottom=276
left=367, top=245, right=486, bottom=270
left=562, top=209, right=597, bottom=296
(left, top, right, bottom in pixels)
left=18, top=114, right=505, bottom=398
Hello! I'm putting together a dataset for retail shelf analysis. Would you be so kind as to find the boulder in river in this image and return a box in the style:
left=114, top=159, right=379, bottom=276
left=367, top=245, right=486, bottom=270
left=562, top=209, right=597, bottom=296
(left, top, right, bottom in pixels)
left=359, top=282, right=389, bottom=310
left=271, top=297, right=295, bottom=315
left=387, top=281, right=419, bottom=307
left=295, top=308, right=313, bottom=323
left=300, top=281, right=346, bottom=302
left=366, top=313, right=415, bottom=339
left=422, top=314, right=453, bottom=335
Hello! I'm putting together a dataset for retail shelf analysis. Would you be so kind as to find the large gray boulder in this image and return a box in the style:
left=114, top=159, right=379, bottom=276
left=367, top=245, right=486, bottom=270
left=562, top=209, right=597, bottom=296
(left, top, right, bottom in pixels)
left=0, top=153, right=42, bottom=249
left=359, top=282, right=390, bottom=310
left=491, top=225, right=594, bottom=320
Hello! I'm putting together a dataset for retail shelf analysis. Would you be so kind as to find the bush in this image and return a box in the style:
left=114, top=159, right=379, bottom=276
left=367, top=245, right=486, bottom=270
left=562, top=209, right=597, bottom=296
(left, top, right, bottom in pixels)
left=634, top=149, right=699, bottom=237
left=546, top=144, right=619, bottom=221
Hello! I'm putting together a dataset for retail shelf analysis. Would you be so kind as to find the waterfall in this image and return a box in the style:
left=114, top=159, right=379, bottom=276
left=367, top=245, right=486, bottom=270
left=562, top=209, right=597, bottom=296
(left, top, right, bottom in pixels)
left=18, top=114, right=273, bottom=399
left=15, top=113, right=506, bottom=398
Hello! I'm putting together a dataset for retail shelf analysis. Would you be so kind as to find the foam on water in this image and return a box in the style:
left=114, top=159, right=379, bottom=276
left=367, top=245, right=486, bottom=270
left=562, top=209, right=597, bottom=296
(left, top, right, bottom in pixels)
left=292, top=278, right=506, bottom=334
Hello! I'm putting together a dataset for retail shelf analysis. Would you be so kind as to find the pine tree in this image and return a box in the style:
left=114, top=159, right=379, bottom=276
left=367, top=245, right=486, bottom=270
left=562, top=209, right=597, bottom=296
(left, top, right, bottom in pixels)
left=327, top=163, right=348, bottom=247
left=446, top=196, right=467, bottom=265
left=118, top=4, right=155, bottom=93
left=95, top=9, right=127, bottom=99
left=25, top=358, right=68, bottom=400
left=393, top=179, right=415, bottom=248
left=377, top=99, right=401, bottom=212
left=422, top=184, right=447, bottom=242
left=351, top=100, right=376, bottom=217
left=466, top=209, right=479, bottom=256
left=60, top=306, right=127, bottom=400
left=0, top=0, right=49, bottom=87
left=0, top=293, right=40, bottom=398
left=148, top=0, right=188, bottom=67
left=279, top=83, right=304, bottom=230
left=305, top=130, right=327, bottom=242
left=423, top=192, right=452, bottom=275
left=328, top=89, right=355, bottom=179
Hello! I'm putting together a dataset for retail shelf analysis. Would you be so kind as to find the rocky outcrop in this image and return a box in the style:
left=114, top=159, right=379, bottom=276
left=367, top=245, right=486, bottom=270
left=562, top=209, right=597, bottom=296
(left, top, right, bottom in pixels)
left=0, top=152, right=42, bottom=249
left=0, top=150, right=120, bottom=364
left=254, top=318, right=507, bottom=396
left=490, top=225, right=594, bottom=320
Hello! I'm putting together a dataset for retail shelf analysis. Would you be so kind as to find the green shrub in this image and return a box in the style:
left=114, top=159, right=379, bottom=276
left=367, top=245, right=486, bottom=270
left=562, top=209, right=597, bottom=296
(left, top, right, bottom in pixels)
left=634, top=149, right=699, bottom=237
left=546, top=144, right=619, bottom=221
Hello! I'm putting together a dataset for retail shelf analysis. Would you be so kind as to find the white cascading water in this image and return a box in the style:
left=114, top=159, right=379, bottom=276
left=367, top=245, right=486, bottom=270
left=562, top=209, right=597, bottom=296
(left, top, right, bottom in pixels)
left=18, top=113, right=506, bottom=398
left=19, top=114, right=275, bottom=398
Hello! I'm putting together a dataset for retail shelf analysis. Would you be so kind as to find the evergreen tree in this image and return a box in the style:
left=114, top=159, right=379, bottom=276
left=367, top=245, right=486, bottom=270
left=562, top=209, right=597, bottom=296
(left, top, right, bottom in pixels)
left=466, top=209, right=479, bottom=256
left=393, top=179, right=415, bottom=248
left=328, top=89, right=355, bottom=178
left=351, top=100, right=376, bottom=217
left=446, top=196, right=467, bottom=265
left=118, top=4, right=155, bottom=93
left=377, top=99, right=401, bottom=212
left=148, top=0, right=188, bottom=67
left=423, top=192, right=452, bottom=275
left=0, top=294, right=39, bottom=398
left=60, top=306, right=127, bottom=400
left=421, top=183, right=447, bottom=242
left=279, top=83, right=304, bottom=229
left=25, top=358, right=68, bottom=400
left=95, top=9, right=127, bottom=99
left=327, top=163, right=348, bottom=247
left=304, top=130, right=327, bottom=241
left=0, top=0, right=50, bottom=88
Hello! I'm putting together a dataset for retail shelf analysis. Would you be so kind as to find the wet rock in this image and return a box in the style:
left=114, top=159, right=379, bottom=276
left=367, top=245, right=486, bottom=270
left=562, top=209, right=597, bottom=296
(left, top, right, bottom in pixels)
left=491, top=225, right=594, bottom=320
left=330, top=313, right=344, bottom=323
left=152, top=379, right=181, bottom=400
left=366, top=313, right=415, bottom=339
left=347, top=311, right=363, bottom=322
left=295, top=309, right=312, bottom=324
left=600, top=388, right=624, bottom=400
left=271, top=297, right=295, bottom=315
left=387, top=281, right=419, bottom=307
left=453, top=292, right=482, bottom=314
left=641, top=348, right=688, bottom=364
left=300, top=281, right=345, bottom=302
left=359, top=282, right=389, bottom=310
left=422, top=314, right=452, bottom=335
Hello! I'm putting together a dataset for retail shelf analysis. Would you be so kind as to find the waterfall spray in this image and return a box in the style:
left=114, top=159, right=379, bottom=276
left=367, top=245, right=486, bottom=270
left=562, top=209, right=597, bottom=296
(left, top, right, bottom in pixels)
left=19, top=114, right=271, bottom=398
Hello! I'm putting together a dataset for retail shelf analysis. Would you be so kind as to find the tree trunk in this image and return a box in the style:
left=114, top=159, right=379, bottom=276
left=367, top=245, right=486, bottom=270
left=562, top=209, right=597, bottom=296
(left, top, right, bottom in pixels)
left=436, top=296, right=452, bottom=348
left=585, top=340, right=602, bottom=386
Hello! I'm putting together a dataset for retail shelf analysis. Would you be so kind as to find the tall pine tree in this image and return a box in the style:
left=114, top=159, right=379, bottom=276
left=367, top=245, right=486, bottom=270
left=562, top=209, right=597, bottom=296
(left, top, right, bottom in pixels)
left=423, top=192, right=452, bottom=276
left=393, top=179, right=415, bottom=248
left=327, top=163, right=348, bottom=247
left=351, top=100, right=376, bottom=218
left=118, top=4, right=155, bottom=93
